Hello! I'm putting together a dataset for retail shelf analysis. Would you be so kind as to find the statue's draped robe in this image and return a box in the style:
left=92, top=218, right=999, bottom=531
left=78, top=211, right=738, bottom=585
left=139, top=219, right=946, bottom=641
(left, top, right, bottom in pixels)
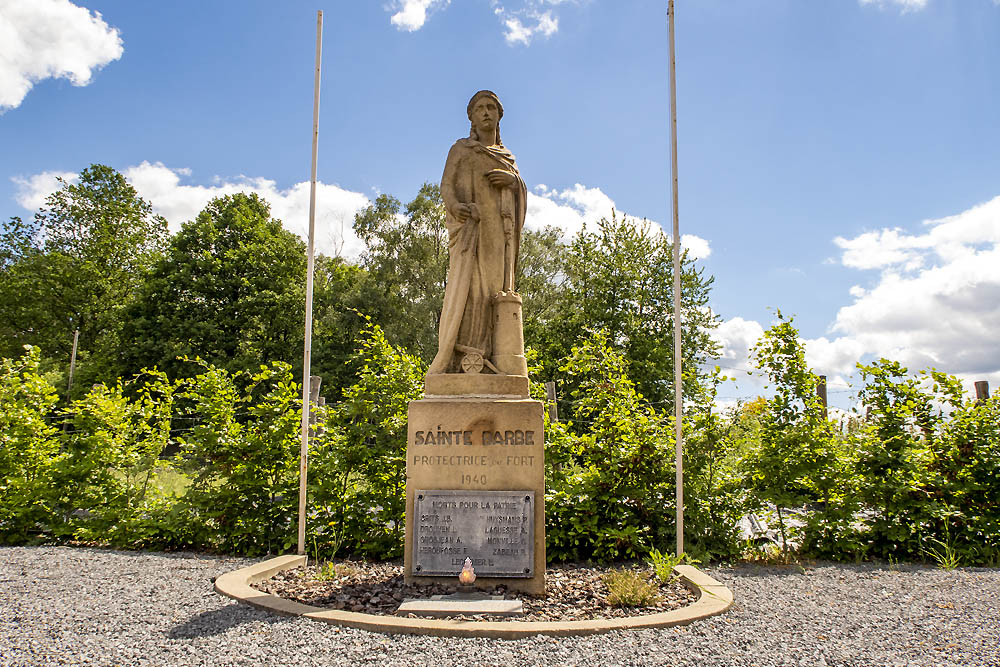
left=428, top=138, right=527, bottom=374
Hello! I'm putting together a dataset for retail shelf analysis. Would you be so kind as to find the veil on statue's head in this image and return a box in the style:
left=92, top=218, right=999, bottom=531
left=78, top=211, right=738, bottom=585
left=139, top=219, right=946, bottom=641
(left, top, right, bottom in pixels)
left=467, top=90, right=503, bottom=146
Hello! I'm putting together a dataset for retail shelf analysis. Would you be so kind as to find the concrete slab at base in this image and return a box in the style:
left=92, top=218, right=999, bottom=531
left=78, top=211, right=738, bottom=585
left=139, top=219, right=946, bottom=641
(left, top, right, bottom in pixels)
left=215, top=556, right=734, bottom=639
left=397, top=597, right=524, bottom=617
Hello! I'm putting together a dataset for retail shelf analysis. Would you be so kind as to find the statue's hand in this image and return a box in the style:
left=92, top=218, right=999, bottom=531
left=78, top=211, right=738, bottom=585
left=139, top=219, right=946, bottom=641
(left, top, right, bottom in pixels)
left=487, top=169, right=516, bottom=188
left=454, top=203, right=480, bottom=223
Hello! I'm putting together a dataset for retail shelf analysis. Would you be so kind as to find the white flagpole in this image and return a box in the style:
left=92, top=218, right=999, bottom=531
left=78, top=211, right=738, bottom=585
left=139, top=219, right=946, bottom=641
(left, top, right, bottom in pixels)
left=667, top=0, right=684, bottom=558
left=298, top=9, right=323, bottom=557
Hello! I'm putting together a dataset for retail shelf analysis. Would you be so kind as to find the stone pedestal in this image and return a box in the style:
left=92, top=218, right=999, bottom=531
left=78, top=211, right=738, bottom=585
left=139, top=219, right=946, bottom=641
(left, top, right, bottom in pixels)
left=404, top=397, right=545, bottom=595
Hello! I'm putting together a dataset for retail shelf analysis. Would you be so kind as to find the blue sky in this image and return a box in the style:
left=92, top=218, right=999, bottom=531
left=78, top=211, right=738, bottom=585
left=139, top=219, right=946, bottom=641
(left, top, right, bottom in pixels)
left=2, top=0, right=999, bottom=407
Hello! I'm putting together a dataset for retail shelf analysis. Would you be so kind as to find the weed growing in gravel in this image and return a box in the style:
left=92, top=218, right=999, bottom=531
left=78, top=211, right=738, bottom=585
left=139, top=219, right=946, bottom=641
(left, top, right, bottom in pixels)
left=923, top=528, right=966, bottom=571
left=648, top=549, right=701, bottom=584
left=602, top=569, right=661, bottom=607
left=315, top=562, right=359, bottom=581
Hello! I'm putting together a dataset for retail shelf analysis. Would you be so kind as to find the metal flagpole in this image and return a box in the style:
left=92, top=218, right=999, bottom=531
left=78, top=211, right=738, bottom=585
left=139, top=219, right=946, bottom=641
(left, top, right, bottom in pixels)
left=298, top=9, right=323, bottom=557
left=667, top=0, right=684, bottom=558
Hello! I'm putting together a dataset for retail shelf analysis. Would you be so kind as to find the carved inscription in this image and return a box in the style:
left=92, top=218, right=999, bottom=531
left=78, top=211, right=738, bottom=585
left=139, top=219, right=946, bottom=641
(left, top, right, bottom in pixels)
left=413, top=429, right=536, bottom=446
left=413, top=490, right=534, bottom=577
left=410, top=426, right=538, bottom=486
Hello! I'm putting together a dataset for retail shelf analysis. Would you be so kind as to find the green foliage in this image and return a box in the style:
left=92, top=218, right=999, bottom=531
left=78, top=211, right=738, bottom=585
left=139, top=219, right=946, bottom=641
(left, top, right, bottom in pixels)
left=309, top=318, right=425, bottom=559
left=309, top=256, right=370, bottom=398
left=853, top=361, right=1000, bottom=564
left=529, top=213, right=719, bottom=416
left=0, top=165, right=168, bottom=390
left=681, top=368, right=753, bottom=561
left=314, top=561, right=359, bottom=581
left=165, top=359, right=301, bottom=555
left=352, top=184, right=448, bottom=362
left=0, top=347, right=60, bottom=543
left=922, top=526, right=964, bottom=571
left=52, top=371, right=175, bottom=545
left=602, top=569, right=661, bottom=607
left=121, top=193, right=307, bottom=380
left=648, top=548, right=684, bottom=584
left=545, top=331, right=675, bottom=562
left=745, top=312, right=847, bottom=557
left=518, top=225, right=569, bottom=334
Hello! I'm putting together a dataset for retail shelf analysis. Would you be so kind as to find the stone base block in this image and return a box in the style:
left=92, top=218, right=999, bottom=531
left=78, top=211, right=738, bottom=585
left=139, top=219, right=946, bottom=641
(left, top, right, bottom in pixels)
left=397, top=596, right=524, bottom=618
left=405, top=397, right=545, bottom=595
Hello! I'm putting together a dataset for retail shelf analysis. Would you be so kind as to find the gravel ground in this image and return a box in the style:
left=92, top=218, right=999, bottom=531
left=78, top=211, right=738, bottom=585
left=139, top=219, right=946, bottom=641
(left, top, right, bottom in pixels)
left=2, top=546, right=998, bottom=667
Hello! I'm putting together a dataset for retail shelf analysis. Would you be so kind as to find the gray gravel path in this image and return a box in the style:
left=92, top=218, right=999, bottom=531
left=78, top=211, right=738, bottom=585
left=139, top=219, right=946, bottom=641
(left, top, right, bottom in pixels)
left=1, top=546, right=997, bottom=666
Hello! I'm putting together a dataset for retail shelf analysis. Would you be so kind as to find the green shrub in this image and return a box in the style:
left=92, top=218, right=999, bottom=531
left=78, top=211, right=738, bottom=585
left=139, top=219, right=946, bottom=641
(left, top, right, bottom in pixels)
left=170, top=359, right=301, bottom=555
left=0, top=347, right=60, bottom=543
left=545, top=331, right=673, bottom=562
left=52, top=371, right=174, bottom=546
left=309, top=319, right=424, bottom=559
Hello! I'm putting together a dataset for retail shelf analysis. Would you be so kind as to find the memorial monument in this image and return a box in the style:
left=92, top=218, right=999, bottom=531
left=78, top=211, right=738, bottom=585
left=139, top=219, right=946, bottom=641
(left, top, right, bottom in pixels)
left=404, top=90, right=545, bottom=595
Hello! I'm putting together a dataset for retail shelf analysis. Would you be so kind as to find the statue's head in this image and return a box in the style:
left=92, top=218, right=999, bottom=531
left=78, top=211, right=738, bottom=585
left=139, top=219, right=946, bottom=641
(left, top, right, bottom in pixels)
left=467, top=90, right=503, bottom=145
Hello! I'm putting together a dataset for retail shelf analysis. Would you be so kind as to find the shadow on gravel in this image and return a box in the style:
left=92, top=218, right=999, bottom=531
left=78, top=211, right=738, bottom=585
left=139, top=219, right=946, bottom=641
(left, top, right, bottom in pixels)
left=168, top=603, right=292, bottom=639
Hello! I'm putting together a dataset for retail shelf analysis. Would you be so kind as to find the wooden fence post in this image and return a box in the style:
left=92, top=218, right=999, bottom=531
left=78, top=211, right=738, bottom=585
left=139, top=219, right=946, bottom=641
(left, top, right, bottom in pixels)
left=975, top=380, right=990, bottom=402
left=308, top=375, right=322, bottom=425
left=544, top=381, right=558, bottom=422
left=816, top=375, right=828, bottom=420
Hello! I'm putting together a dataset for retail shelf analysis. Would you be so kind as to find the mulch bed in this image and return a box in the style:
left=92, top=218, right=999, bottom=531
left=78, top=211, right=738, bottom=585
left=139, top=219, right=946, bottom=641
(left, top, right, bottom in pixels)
left=253, top=560, right=698, bottom=622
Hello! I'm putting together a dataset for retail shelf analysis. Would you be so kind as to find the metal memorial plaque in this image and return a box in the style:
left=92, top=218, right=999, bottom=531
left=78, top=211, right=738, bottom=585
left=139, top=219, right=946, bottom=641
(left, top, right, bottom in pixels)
left=413, top=490, right=534, bottom=577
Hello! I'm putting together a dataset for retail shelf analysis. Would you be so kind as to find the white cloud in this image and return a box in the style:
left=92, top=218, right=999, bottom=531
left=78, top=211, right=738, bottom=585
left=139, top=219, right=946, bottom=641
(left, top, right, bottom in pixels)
left=0, top=0, right=123, bottom=111
left=527, top=183, right=711, bottom=259
left=385, top=0, right=570, bottom=45
left=789, top=193, right=1000, bottom=397
left=802, top=335, right=867, bottom=378
left=858, top=0, right=929, bottom=11
left=829, top=195, right=1000, bottom=381
left=12, top=170, right=79, bottom=210
left=502, top=10, right=558, bottom=46
left=703, top=193, right=1000, bottom=405
left=389, top=0, right=450, bottom=32
left=13, top=162, right=372, bottom=259
left=527, top=182, right=614, bottom=238
left=711, top=316, right=765, bottom=371
left=681, top=234, right=711, bottom=261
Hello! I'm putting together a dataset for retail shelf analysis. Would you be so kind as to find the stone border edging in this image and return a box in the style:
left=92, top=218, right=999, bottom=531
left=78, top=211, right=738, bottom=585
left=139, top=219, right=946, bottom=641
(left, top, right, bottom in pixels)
left=214, top=555, right=733, bottom=639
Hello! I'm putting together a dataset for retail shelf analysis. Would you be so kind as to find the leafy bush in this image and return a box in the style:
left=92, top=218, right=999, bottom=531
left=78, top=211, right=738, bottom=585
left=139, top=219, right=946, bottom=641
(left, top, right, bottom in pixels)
left=545, top=331, right=674, bottom=562
left=309, top=319, right=424, bottom=559
left=745, top=312, right=844, bottom=556
left=52, top=371, right=174, bottom=546
left=681, top=368, right=753, bottom=561
left=0, top=347, right=60, bottom=543
left=169, top=359, right=301, bottom=555
left=854, top=362, right=1000, bottom=564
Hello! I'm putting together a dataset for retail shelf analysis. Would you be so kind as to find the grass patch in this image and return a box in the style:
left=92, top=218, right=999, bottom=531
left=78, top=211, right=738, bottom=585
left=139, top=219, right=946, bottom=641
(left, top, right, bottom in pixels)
left=602, top=569, right=661, bottom=607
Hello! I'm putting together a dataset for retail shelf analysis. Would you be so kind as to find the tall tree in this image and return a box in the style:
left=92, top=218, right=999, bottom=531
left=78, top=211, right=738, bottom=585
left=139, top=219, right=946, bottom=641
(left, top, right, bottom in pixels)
left=121, top=193, right=306, bottom=380
left=0, top=165, right=168, bottom=387
left=352, top=183, right=449, bottom=361
left=518, top=224, right=569, bottom=340
left=309, top=254, right=370, bottom=395
left=529, top=212, right=718, bottom=414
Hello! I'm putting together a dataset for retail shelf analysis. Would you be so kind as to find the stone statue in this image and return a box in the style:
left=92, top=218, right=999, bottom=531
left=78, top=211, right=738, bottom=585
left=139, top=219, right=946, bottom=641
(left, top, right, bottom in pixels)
left=427, top=90, right=528, bottom=378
